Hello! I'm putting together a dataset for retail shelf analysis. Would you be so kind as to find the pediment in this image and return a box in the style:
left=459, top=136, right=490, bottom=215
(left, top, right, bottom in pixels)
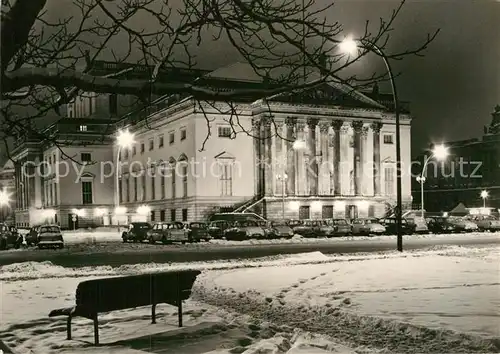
left=214, top=151, right=235, bottom=160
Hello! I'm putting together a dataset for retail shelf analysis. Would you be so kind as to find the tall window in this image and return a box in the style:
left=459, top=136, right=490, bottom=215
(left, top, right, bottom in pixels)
left=384, top=166, right=395, bottom=196
left=126, top=177, right=130, bottom=202
left=383, top=134, right=394, bottom=144
left=134, top=176, right=138, bottom=201
left=171, top=168, right=176, bottom=199
left=151, top=167, right=156, bottom=200
left=132, top=146, right=136, bottom=156
left=182, top=165, right=188, bottom=198
left=50, top=183, right=53, bottom=205
left=149, top=138, right=154, bottom=151
left=219, top=162, right=233, bottom=196
left=140, top=142, right=145, bottom=154
left=82, top=181, right=93, bottom=204
left=160, top=210, right=166, bottom=221
left=180, top=129, right=186, bottom=141
left=81, top=153, right=92, bottom=162
left=161, top=170, right=165, bottom=199
left=182, top=208, right=188, bottom=221
left=169, top=132, right=175, bottom=144
left=109, top=93, right=118, bottom=116
left=142, top=173, right=146, bottom=201
left=54, top=183, right=58, bottom=205
left=218, top=126, right=232, bottom=138
left=170, top=209, right=176, bottom=222
left=159, top=135, right=164, bottom=148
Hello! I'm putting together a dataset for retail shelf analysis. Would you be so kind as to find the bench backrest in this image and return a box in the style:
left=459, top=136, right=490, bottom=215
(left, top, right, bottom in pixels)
left=75, top=270, right=201, bottom=313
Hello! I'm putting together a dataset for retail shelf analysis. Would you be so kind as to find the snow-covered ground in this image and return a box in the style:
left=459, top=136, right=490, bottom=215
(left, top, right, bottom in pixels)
left=1, top=246, right=499, bottom=353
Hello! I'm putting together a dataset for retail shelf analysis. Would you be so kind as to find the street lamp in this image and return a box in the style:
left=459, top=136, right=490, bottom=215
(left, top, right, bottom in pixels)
left=340, top=37, right=403, bottom=251
left=480, top=190, right=488, bottom=208
left=416, top=144, right=449, bottom=217
left=0, top=188, right=10, bottom=206
left=115, top=129, right=135, bottom=226
left=276, top=173, right=288, bottom=220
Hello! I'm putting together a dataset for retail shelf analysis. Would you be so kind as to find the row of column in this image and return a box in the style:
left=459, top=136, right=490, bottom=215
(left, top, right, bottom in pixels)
left=253, top=117, right=383, bottom=197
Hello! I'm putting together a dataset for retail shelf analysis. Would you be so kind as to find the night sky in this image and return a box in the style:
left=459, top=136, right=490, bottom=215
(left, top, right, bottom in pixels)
left=34, top=0, right=500, bottom=155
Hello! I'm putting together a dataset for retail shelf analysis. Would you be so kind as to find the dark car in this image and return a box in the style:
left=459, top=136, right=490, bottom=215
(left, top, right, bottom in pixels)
left=122, top=222, right=152, bottom=242
left=288, top=220, right=316, bottom=237
left=207, top=220, right=232, bottom=239
left=0, top=223, right=22, bottom=250
left=185, top=222, right=211, bottom=242
left=224, top=220, right=266, bottom=241
left=269, top=221, right=295, bottom=239
left=381, top=217, right=414, bottom=235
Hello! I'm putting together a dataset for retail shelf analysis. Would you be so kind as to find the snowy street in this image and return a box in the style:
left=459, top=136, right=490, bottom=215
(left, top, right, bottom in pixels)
left=1, top=245, right=499, bottom=353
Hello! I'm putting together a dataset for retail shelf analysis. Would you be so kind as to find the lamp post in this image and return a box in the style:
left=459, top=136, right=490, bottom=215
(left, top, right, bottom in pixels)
left=115, top=129, right=135, bottom=226
left=276, top=173, right=288, bottom=220
left=480, top=190, right=488, bottom=208
left=416, top=144, right=449, bottom=217
left=340, top=37, right=403, bottom=251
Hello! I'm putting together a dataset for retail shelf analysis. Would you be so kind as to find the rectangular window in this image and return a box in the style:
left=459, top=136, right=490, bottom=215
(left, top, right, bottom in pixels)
left=160, top=210, right=166, bottom=221
left=50, top=183, right=53, bottom=205
left=54, top=183, right=57, bottom=205
left=384, top=166, right=395, bottom=196
left=218, top=126, right=232, bottom=138
left=150, top=210, right=155, bottom=222
left=81, top=153, right=91, bottom=162
left=124, top=149, right=129, bottom=159
left=159, top=135, right=164, bottom=148
left=151, top=168, right=156, bottom=200
left=383, top=134, right=394, bottom=144
left=149, top=138, right=154, bottom=151
left=182, top=208, right=188, bottom=222
left=126, top=177, right=130, bottom=202
left=219, top=163, right=233, bottom=196
left=180, top=129, right=186, bottom=141
left=79, top=125, right=87, bottom=132
left=81, top=181, right=93, bottom=204
left=170, top=209, right=176, bottom=222
left=132, top=146, right=136, bottom=156
left=134, top=176, right=138, bottom=201
left=140, top=142, right=145, bottom=154
left=169, top=132, right=175, bottom=144
left=182, top=166, right=188, bottom=198
left=161, top=172, right=165, bottom=199
left=172, top=172, right=176, bottom=199
left=142, top=173, right=146, bottom=201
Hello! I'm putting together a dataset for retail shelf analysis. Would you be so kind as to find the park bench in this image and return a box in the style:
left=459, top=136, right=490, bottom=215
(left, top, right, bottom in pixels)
left=48, top=269, right=201, bottom=345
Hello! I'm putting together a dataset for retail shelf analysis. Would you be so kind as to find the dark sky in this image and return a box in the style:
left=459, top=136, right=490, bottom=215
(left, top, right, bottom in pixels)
left=36, top=0, right=500, bottom=156
left=328, top=0, right=500, bottom=154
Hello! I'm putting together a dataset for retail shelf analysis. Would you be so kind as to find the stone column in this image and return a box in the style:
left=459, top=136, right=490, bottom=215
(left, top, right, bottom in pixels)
left=371, top=122, right=383, bottom=195
left=263, top=117, right=273, bottom=196
left=361, top=125, right=369, bottom=195
left=351, top=121, right=364, bottom=196
left=331, top=120, right=343, bottom=196
left=252, top=118, right=262, bottom=196
left=285, top=117, right=296, bottom=196
left=296, top=120, right=306, bottom=195
left=319, top=123, right=330, bottom=195
left=274, top=120, right=285, bottom=195
left=307, top=118, right=319, bottom=195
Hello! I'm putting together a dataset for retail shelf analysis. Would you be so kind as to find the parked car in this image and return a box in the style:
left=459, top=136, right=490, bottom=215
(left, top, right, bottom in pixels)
left=166, top=222, right=191, bottom=243
left=315, top=220, right=337, bottom=237
left=224, top=220, right=266, bottom=241
left=26, top=226, right=40, bottom=246
left=37, top=225, right=64, bottom=249
left=207, top=220, right=232, bottom=239
left=381, top=217, right=414, bottom=235
left=0, top=222, right=22, bottom=250
left=269, top=221, right=295, bottom=238
left=122, top=222, right=152, bottom=242
left=351, top=218, right=386, bottom=236
left=466, top=215, right=500, bottom=232
left=326, top=219, right=352, bottom=236
left=406, top=216, right=429, bottom=234
left=147, top=222, right=191, bottom=244
left=185, top=222, right=211, bottom=242
left=426, top=217, right=460, bottom=233
left=286, top=220, right=306, bottom=235
left=447, top=216, right=479, bottom=232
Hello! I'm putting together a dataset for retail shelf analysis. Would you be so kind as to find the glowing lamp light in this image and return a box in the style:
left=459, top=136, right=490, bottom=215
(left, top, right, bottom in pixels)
left=292, top=140, right=306, bottom=150
left=114, top=206, right=127, bottom=215
left=432, top=144, right=449, bottom=160
left=0, top=189, right=11, bottom=206
left=288, top=201, right=300, bottom=211
left=339, top=37, right=358, bottom=56
left=116, top=129, right=135, bottom=149
left=136, top=205, right=151, bottom=215
left=480, top=190, right=489, bottom=199
left=72, top=208, right=86, bottom=217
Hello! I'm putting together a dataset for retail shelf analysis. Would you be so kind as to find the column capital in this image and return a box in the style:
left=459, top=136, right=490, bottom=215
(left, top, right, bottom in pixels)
left=296, top=120, right=307, bottom=130
left=319, top=122, right=330, bottom=133
left=331, top=119, right=344, bottom=131
left=371, top=121, right=383, bottom=133
left=361, top=125, right=369, bottom=137
left=262, top=116, right=272, bottom=128
left=307, top=118, right=319, bottom=128
left=351, top=120, right=364, bottom=133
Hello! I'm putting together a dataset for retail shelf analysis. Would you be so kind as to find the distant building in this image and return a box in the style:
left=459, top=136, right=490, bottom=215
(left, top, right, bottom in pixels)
left=12, top=61, right=413, bottom=228
left=0, top=160, right=15, bottom=222
left=412, top=105, right=500, bottom=212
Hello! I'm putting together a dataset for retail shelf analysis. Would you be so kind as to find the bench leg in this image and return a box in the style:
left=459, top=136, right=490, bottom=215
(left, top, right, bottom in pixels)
left=66, top=315, right=72, bottom=340
left=151, top=304, right=156, bottom=324
left=93, top=314, right=99, bottom=346
left=178, top=300, right=183, bottom=328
